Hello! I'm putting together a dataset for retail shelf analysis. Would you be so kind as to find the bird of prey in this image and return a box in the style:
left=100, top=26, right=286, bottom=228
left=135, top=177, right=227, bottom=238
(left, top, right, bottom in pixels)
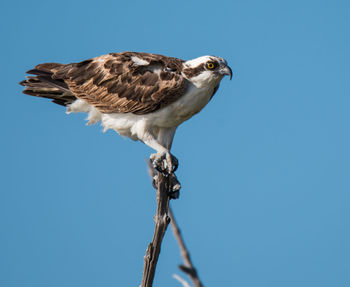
left=20, top=51, right=232, bottom=173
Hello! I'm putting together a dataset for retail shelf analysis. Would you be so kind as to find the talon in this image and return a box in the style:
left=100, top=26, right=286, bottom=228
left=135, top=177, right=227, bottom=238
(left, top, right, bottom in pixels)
left=168, top=173, right=181, bottom=199
left=170, top=154, right=179, bottom=172
left=151, top=152, right=168, bottom=174
left=151, top=173, right=158, bottom=190
left=151, top=152, right=179, bottom=174
left=149, top=163, right=181, bottom=199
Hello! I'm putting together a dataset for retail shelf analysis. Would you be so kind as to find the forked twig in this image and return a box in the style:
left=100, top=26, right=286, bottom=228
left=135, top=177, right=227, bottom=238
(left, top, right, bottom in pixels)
left=142, top=160, right=202, bottom=287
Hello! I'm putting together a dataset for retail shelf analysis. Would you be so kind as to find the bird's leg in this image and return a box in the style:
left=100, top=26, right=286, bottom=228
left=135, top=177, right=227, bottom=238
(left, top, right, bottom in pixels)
left=143, top=127, right=178, bottom=175
left=154, top=127, right=178, bottom=174
left=144, top=127, right=181, bottom=198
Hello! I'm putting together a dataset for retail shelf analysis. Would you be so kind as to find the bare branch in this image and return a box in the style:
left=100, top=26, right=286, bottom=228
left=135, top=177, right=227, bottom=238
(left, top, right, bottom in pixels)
left=169, top=207, right=204, bottom=287
left=140, top=172, right=171, bottom=287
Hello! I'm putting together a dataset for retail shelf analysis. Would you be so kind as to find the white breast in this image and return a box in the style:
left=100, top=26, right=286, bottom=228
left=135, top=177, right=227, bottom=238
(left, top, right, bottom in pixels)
left=146, top=84, right=215, bottom=127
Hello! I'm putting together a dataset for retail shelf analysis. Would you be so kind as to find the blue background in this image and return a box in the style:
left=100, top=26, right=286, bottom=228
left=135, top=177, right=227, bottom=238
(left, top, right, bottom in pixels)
left=1, top=0, right=349, bottom=286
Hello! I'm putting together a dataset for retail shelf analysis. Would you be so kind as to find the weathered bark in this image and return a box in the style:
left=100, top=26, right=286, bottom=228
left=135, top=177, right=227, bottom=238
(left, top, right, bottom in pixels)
left=140, top=173, right=171, bottom=287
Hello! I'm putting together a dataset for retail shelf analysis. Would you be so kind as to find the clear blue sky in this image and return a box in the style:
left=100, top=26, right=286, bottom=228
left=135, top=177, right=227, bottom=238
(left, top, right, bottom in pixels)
left=1, top=0, right=349, bottom=286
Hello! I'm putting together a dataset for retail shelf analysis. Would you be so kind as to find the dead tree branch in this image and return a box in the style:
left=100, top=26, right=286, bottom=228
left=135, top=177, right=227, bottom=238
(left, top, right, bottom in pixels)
left=141, top=159, right=200, bottom=287
left=169, top=206, right=204, bottom=287
left=140, top=172, right=171, bottom=287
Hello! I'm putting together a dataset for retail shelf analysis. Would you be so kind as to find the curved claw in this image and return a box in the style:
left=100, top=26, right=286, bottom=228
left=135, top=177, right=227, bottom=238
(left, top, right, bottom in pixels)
left=151, top=172, right=181, bottom=199
left=168, top=173, right=181, bottom=199
left=151, top=151, right=179, bottom=175
left=166, top=153, right=179, bottom=173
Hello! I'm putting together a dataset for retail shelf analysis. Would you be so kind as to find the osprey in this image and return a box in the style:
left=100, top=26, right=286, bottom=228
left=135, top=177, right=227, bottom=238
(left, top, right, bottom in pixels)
left=20, top=52, right=232, bottom=173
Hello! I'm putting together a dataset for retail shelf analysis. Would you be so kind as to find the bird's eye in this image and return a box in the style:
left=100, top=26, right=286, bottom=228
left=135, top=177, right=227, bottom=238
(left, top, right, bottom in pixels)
left=206, top=62, right=216, bottom=70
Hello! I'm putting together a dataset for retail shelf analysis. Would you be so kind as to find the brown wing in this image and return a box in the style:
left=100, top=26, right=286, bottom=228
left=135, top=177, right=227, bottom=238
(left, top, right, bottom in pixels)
left=44, top=52, right=188, bottom=115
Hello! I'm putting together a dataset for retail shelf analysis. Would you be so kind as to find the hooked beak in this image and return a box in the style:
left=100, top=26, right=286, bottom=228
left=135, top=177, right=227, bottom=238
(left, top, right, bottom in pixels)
left=221, top=65, right=233, bottom=80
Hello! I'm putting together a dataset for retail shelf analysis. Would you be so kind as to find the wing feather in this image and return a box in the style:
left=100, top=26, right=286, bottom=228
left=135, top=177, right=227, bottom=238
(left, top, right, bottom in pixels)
left=52, top=52, right=188, bottom=115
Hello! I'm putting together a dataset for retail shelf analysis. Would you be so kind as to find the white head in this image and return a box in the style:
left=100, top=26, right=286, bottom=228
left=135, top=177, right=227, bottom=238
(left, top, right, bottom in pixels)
left=182, top=55, right=232, bottom=87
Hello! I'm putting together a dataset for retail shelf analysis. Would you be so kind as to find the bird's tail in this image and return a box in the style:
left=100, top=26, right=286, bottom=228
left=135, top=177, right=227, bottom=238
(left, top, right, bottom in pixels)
left=19, top=63, right=77, bottom=106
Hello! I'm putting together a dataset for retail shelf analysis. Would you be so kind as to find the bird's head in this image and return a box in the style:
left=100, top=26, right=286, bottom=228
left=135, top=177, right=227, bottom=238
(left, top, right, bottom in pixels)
left=182, top=55, right=232, bottom=88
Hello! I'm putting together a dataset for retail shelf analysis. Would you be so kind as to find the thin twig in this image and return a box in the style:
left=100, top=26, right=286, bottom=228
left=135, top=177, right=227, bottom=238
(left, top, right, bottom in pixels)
left=173, top=274, right=192, bottom=287
left=169, top=206, right=204, bottom=287
left=140, top=172, right=171, bottom=287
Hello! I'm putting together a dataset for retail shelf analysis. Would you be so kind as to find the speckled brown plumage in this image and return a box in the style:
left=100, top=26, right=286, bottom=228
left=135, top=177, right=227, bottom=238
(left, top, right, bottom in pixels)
left=21, top=52, right=190, bottom=115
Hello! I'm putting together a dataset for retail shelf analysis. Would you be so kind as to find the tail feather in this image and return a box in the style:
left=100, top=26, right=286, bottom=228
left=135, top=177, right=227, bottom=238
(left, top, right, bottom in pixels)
left=20, top=63, right=77, bottom=107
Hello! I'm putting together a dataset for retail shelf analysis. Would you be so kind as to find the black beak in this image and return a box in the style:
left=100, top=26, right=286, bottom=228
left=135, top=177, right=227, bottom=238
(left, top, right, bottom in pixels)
left=222, top=65, right=233, bottom=80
